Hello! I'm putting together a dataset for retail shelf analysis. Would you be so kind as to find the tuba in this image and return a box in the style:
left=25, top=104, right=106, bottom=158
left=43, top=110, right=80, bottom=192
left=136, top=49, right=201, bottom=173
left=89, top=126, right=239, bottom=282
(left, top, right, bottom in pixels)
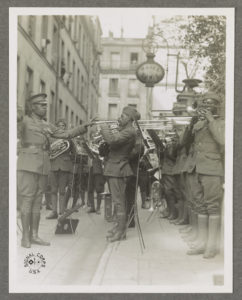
left=50, top=139, right=70, bottom=160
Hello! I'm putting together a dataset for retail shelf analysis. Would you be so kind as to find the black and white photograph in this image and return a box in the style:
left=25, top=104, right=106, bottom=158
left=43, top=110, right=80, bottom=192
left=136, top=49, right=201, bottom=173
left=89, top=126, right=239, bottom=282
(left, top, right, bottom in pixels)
left=9, top=7, right=234, bottom=293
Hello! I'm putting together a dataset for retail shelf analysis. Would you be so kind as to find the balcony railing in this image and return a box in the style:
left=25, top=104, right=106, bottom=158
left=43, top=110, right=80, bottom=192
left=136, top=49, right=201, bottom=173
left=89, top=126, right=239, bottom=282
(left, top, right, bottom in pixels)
left=100, top=60, right=139, bottom=72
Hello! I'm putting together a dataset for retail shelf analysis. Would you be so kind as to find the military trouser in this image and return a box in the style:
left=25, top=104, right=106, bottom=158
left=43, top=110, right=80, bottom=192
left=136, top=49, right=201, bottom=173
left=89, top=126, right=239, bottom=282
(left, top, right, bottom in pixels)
left=17, top=170, right=48, bottom=213
left=187, top=171, right=223, bottom=215
left=50, top=170, right=72, bottom=214
left=17, top=170, right=49, bottom=247
left=162, top=174, right=179, bottom=203
left=125, top=176, right=136, bottom=227
left=108, top=177, right=127, bottom=231
left=87, top=172, right=105, bottom=210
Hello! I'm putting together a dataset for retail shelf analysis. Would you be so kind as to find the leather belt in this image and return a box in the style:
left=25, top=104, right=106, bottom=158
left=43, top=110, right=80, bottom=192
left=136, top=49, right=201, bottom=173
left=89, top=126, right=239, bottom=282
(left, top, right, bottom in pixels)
left=22, top=143, right=49, bottom=151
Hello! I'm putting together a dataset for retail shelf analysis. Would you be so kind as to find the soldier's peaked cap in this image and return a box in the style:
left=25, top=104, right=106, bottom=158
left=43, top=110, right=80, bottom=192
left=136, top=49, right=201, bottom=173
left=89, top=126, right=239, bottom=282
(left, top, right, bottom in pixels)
left=122, top=106, right=141, bottom=121
left=28, top=93, right=47, bottom=104
left=202, top=92, right=221, bottom=103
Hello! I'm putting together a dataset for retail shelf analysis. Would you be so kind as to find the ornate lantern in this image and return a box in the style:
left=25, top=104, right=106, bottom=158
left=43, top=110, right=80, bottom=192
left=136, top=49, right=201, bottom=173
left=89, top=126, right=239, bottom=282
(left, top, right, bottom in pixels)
left=136, top=53, right=165, bottom=87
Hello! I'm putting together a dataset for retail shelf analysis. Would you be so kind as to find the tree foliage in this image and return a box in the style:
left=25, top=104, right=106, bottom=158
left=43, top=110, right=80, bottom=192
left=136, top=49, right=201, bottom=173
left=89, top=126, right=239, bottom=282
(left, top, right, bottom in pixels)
left=180, top=16, right=226, bottom=98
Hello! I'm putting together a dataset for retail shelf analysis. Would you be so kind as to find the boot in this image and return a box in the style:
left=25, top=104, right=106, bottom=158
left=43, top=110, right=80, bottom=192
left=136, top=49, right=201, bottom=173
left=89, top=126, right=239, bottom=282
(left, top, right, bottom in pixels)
left=141, top=192, right=147, bottom=209
left=176, top=201, right=189, bottom=225
left=80, top=190, right=86, bottom=207
left=59, top=194, right=66, bottom=215
left=203, top=215, right=220, bottom=259
left=46, top=211, right=58, bottom=219
left=96, top=193, right=102, bottom=214
left=182, top=210, right=198, bottom=241
left=179, top=207, right=192, bottom=232
left=167, top=199, right=177, bottom=220
left=171, top=200, right=184, bottom=224
left=30, top=213, right=50, bottom=246
left=21, top=213, right=31, bottom=248
left=106, top=223, right=119, bottom=238
left=46, top=193, right=58, bottom=219
left=187, top=214, right=208, bottom=255
left=107, top=214, right=126, bottom=242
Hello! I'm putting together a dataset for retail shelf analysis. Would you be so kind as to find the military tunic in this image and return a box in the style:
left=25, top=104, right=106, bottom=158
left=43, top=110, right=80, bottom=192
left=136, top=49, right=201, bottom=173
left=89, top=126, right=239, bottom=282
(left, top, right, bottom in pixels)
left=100, top=123, right=136, bottom=221
left=192, top=119, right=224, bottom=215
left=17, top=114, right=87, bottom=214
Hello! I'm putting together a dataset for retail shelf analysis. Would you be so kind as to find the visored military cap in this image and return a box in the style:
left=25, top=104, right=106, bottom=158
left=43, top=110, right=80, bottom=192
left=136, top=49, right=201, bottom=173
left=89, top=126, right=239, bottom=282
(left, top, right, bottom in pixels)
left=28, top=93, right=47, bottom=105
left=122, top=106, right=141, bottom=121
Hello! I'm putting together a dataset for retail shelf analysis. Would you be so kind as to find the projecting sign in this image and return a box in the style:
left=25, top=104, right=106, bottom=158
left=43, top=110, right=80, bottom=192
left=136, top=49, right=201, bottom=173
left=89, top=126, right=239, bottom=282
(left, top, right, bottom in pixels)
left=136, top=54, right=165, bottom=87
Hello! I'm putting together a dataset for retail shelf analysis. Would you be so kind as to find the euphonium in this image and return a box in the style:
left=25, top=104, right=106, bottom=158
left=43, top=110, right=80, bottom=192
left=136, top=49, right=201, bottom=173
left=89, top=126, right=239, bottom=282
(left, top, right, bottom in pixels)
left=50, top=139, right=70, bottom=160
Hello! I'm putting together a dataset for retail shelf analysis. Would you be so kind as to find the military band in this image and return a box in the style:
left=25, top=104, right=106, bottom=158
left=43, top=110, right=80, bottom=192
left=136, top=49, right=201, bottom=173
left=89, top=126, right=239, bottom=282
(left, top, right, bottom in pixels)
left=17, top=90, right=224, bottom=259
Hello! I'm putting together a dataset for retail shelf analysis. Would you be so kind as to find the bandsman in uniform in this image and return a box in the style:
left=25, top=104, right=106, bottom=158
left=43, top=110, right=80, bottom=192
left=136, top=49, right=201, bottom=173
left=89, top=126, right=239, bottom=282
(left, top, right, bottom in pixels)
left=17, top=93, right=92, bottom=248
left=161, top=134, right=179, bottom=220
left=185, top=93, right=224, bottom=258
left=86, top=154, right=105, bottom=214
left=125, top=111, right=143, bottom=229
left=100, top=106, right=138, bottom=242
left=46, top=119, right=74, bottom=219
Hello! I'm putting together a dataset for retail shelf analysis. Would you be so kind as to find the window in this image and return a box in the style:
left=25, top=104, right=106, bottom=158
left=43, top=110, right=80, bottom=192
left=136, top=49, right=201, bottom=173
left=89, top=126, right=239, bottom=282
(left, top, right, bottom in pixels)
left=39, top=80, right=46, bottom=93
left=28, top=16, right=36, bottom=40
left=128, top=79, right=138, bottom=97
left=108, top=104, right=118, bottom=120
left=60, top=40, right=65, bottom=62
left=78, top=24, right=82, bottom=53
left=25, top=66, right=33, bottom=99
left=77, top=69, right=80, bottom=101
left=111, top=52, right=120, bottom=68
left=67, top=51, right=71, bottom=72
left=41, top=16, right=48, bottom=39
left=40, top=16, right=49, bottom=55
left=58, top=99, right=63, bottom=119
left=68, top=16, right=72, bottom=33
left=52, top=25, right=58, bottom=69
left=49, top=91, right=55, bottom=123
left=83, top=35, right=86, bottom=60
left=72, top=60, right=76, bottom=95
left=60, top=41, right=65, bottom=78
left=76, top=116, right=79, bottom=126
left=109, top=78, right=119, bottom=96
left=130, top=53, right=138, bottom=65
left=65, top=105, right=69, bottom=126
left=71, top=111, right=74, bottom=127
left=66, top=51, right=71, bottom=87
left=74, top=16, right=78, bottom=42
left=80, top=76, right=84, bottom=103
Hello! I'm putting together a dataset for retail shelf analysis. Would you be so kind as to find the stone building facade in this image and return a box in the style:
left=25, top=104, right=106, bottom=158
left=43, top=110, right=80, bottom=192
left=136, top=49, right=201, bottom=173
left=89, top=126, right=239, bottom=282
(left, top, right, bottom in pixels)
left=17, top=15, right=102, bottom=126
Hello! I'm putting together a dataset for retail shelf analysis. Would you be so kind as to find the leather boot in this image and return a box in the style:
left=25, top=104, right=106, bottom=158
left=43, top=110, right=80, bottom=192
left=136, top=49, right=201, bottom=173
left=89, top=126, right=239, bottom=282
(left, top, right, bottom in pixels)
left=182, top=210, right=198, bottom=241
left=96, top=193, right=102, bottom=214
left=176, top=201, right=189, bottom=225
left=108, top=214, right=126, bottom=242
left=167, top=199, right=177, bottom=220
left=179, top=207, right=192, bottom=232
left=21, top=213, right=31, bottom=248
left=46, top=211, right=58, bottom=219
left=171, top=200, right=184, bottom=224
left=187, top=214, right=208, bottom=255
left=30, top=213, right=50, bottom=246
left=106, top=223, right=118, bottom=238
left=46, top=193, right=58, bottom=219
left=141, top=192, right=147, bottom=209
left=80, top=190, right=86, bottom=206
left=203, top=215, right=220, bottom=259
left=59, top=194, right=66, bottom=215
